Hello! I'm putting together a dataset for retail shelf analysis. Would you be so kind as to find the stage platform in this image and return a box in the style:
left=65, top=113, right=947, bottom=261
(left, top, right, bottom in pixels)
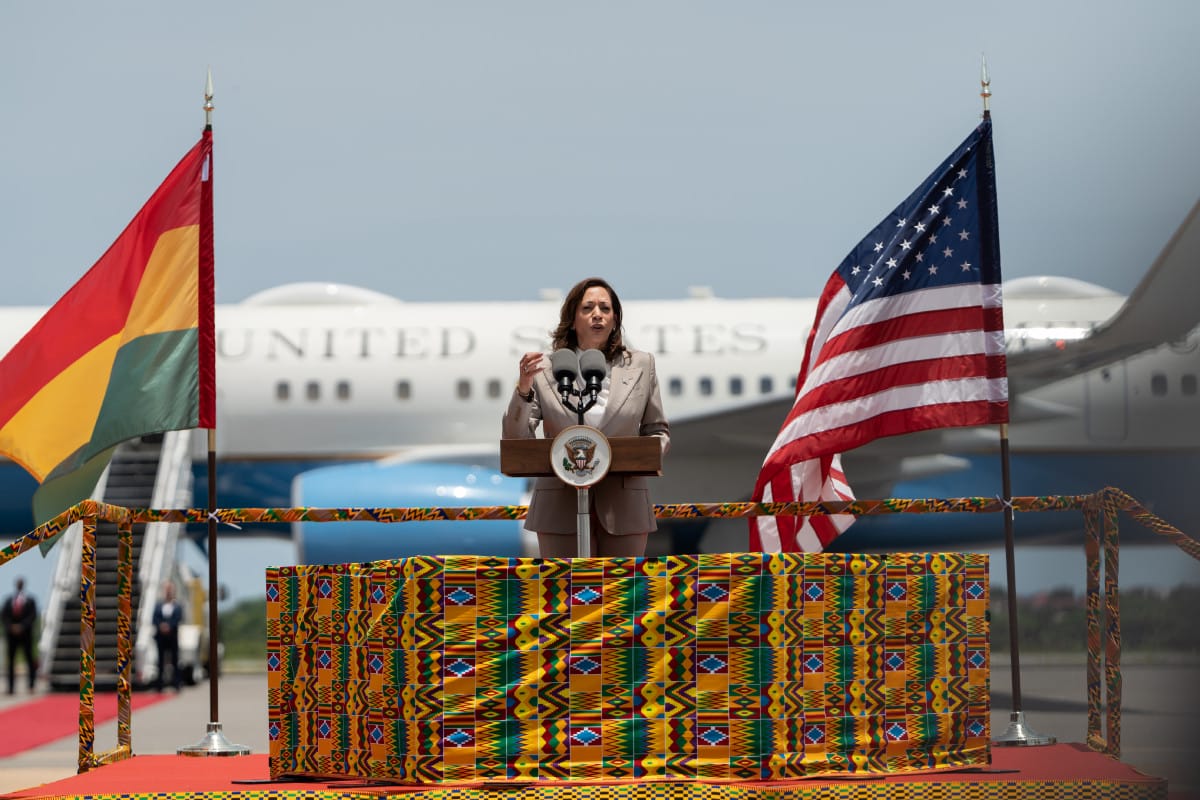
left=0, top=745, right=1167, bottom=800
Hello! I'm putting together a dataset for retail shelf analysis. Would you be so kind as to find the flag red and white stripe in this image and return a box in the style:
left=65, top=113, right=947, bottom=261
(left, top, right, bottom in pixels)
left=751, top=121, right=1008, bottom=552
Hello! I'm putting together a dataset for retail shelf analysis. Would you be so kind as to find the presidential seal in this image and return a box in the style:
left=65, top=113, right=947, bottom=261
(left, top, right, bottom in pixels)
left=549, top=425, right=612, bottom=488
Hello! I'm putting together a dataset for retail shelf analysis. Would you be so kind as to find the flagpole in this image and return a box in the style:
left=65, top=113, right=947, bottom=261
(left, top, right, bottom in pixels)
left=985, top=55, right=1054, bottom=748
left=179, top=70, right=250, bottom=757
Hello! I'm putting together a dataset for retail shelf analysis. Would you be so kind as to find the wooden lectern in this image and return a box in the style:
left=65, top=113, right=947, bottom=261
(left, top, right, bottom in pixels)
left=500, top=436, right=662, bottom=477
left=500, top=435, right=663, bottom=556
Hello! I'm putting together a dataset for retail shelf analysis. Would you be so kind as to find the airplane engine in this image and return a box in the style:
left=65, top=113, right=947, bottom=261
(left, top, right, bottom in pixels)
left=291, top=461, right=533, bottom=565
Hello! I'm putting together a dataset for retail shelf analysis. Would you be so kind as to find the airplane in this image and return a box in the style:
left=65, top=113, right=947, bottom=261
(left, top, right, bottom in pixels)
left=1, top=199, right=1197, bottom=562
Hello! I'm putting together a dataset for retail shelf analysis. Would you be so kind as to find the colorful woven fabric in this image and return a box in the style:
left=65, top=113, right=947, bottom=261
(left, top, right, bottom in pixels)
left=266, top=552, right=990, bottom=783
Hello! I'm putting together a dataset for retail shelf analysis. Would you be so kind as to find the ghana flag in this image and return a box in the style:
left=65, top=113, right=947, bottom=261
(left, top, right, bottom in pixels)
left=0, top=131, right=215, bottom=525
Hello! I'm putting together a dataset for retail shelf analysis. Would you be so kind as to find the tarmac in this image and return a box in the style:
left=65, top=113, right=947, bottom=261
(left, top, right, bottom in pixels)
left=0, top=656, right=1197, bottom=797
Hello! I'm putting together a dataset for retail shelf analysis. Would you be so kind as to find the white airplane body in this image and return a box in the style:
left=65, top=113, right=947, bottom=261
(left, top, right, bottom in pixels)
left=208, top=292, right=808, bottom=458
left=1, top=202, right=1197, bottom=558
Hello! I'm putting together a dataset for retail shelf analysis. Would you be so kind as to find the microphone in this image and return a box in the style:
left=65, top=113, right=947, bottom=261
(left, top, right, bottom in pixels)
left=549, top=349, right=580, bottom=405
left=578, top=349, right=608, bottom=402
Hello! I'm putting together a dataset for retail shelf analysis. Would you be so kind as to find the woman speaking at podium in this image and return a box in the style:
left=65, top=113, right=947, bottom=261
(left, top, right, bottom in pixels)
left=502, top=277, right=670, bottom=558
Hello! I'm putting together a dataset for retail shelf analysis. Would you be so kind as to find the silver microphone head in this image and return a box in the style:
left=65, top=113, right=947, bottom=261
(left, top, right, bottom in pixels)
left=578, top=349, right=608, bottom=383
left=549, top=349, right=580, bottom=383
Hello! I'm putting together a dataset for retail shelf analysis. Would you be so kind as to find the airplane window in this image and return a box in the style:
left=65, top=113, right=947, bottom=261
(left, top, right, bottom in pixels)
left=336, top=381, right=351, bottom=400
left=487, top=379, right=502, bottom=399
left=457, top=379, right=471, bottom=400
left=668, top=377, right=683, bottom=396
left=730, top=376, right=743, bottom=396
left=760, top=376, right=773, bottom=394
left=699, top=377, right=713, bottom=396
left=789, top=375, right=797, bottom=390
left=1151, top=373, right=1168, bottom=396
left=396, top=380, right=411, bottom=400
left=275, top=381, right=290, bottom=401
left=1183, top=374, right=1197, bottom=396
left=306, top=381, right=320, bottom=401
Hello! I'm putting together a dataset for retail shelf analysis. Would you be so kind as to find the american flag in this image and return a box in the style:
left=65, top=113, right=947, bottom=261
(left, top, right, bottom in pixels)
left=751, top=120, right=1009, bottom=553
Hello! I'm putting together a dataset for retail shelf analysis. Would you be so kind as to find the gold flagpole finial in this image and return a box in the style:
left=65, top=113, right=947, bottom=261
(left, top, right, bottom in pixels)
left=980, top=53, right=991, bottom=118
left=204, top=68, right=214, bottom=130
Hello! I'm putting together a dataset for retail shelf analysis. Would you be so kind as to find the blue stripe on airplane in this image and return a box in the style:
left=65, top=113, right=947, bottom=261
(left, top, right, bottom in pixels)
left=2, top=452, right=1194, bottom=551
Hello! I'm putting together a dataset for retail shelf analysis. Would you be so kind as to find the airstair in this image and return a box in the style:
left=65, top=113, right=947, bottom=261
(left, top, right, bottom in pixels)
left=38, top=430, right=198, bottom=691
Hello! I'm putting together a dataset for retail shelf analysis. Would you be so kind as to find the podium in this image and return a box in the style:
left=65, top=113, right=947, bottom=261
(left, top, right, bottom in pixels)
left=500, top=435, right=662, bottom=477
left=500, top=432, right=662, bottom=556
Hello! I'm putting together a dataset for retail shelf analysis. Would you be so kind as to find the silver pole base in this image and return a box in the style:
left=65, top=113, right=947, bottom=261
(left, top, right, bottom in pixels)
left=177, top=721, right=252, bottom=757
left=993, top=711, right=1057, bottom=747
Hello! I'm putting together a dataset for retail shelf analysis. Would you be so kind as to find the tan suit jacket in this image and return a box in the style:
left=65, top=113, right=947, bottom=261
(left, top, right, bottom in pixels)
left=502, top=349, right=670, bottom=535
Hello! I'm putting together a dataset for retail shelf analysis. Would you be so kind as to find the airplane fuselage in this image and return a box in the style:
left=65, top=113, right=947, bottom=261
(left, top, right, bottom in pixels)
left=2, top=280, right=1198, bottom=547
left=208, top=296, right=807, bottom=457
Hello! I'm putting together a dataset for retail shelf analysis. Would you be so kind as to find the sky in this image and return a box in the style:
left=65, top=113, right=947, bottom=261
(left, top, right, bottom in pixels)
left=2, top=1, right=1199, bottom=309
left=4, top=2, right=1200, bottom=607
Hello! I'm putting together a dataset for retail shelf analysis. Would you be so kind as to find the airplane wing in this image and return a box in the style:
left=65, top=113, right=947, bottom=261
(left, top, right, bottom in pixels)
left=667, top=397, right=790, bottom=459
left=662, top=195, right=1200, bottom=504
left=666, top=397, right=981, bottom=503
left=661, top=397, right=790, bottom=502
left=664, top=378, right=984, bottom=499
left=1007, top=198, right=1200, bottom=390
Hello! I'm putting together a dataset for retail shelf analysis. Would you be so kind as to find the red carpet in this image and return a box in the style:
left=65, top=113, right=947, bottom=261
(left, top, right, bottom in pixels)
left=0, top=747, right=1170, bottom=800
left=0, top=692, right=170, bottom=757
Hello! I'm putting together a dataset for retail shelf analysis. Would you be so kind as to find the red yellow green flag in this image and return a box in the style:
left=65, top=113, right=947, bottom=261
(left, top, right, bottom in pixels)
left=0, top=131, right=215, bottom=525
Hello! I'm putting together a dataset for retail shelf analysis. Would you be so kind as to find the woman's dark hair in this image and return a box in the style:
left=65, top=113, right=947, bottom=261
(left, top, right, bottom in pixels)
left=551, top=277, right=626, bottom=361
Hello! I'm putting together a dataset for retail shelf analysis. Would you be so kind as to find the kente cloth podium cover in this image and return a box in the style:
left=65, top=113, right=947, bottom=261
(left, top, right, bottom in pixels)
left=266, top=552, right=990, bottom=783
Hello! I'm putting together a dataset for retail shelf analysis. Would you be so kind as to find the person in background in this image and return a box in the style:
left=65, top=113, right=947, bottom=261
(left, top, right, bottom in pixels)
left=1, top=576, right=38, bottom=694
left=152, top=582, right=183, bottom=692
left=503, top=277, right=670, bottom=558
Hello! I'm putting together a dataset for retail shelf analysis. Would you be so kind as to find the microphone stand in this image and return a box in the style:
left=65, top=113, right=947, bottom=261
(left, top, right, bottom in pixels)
left=556, top=386, right=601, bottom=555
left=559, top=387, right=600, bottom=426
